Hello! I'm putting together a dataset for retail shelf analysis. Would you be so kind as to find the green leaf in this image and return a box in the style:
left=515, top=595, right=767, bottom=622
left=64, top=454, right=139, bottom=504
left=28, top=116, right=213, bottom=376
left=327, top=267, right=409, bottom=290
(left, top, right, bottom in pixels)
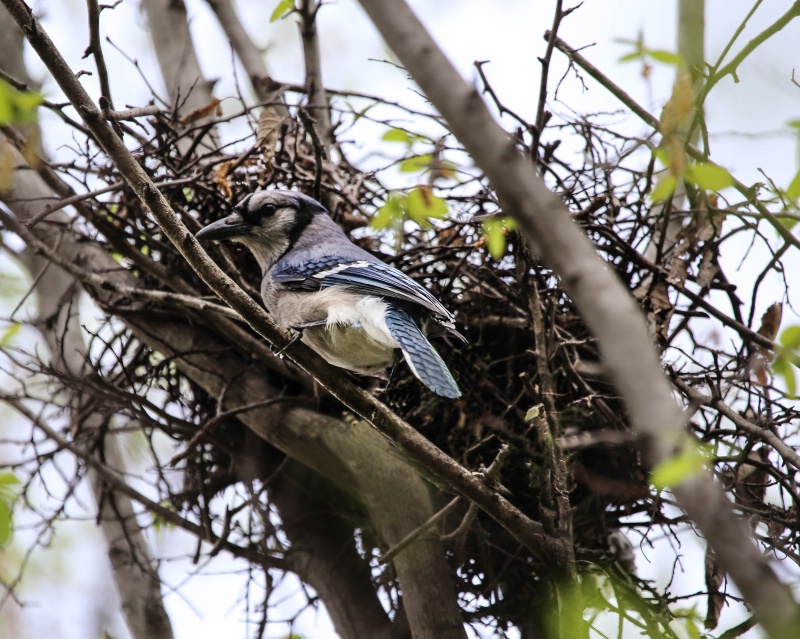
left=684, top=162, right=734, bottom=191
left=382, top=128, right=411, bottom=144
left=650, top=174, right=678, bottom=201
left=0, top=79, right=43, bottom=125
left=0, top=472, right=20, bottom=494
left=786, top=171, right=800, bottom=201
left=352, top=103, right=376, bottom=123
left=649, top=50, right=685, bottom=66
left=270, top=0, right=294, bottom=22
left=773, top=355, right=797, bottom=398
left=152, top=500, right=177, bottom=532
left=399, top=154, right=432, bottom=173
left=618, top=51, right=643, bottom=63
left=0, top=472, right=19, bottom=550
left=780, top=325, right=800, bottom=350
left=481, top=216, right=517, bottom=259
left=788, top=119, right=800, bottom=129
left=651, top=441, right=710, bottom=490
left=0, top=501, right=12, bottom=549
left=370, top=193, right=406, bottom=230
left=406, top=187, right=447, bottom=227
left=0, top=322, right=21, bottom=347
left=653, top=147, right=669, bottom=167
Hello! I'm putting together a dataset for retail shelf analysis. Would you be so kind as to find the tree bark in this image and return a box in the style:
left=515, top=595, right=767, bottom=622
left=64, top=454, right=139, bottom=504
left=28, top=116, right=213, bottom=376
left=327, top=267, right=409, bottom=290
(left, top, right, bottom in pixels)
left=270, top=462, right=399, bottom=639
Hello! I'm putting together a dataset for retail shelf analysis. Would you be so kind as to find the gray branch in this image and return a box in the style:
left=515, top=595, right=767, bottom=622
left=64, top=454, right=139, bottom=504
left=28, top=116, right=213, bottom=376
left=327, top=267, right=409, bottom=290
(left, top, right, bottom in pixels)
left=140, top=0, right=214, bottom=113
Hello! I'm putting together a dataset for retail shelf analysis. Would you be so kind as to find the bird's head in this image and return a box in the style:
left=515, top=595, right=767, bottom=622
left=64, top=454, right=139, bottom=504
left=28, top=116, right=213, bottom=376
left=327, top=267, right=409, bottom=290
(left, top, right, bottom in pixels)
left=196, top=190, right=327, bottom=270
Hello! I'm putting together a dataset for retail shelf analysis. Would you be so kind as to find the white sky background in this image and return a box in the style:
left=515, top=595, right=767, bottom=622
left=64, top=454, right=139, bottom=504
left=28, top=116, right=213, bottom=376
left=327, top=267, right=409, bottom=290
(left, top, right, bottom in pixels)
left=2, top=0, right=800, bottom=638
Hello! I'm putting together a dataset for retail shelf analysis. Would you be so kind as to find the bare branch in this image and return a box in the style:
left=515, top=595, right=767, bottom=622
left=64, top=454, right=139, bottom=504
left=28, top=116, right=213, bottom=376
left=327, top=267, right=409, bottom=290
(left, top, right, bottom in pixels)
left=84, top=0, right=114, bottom=108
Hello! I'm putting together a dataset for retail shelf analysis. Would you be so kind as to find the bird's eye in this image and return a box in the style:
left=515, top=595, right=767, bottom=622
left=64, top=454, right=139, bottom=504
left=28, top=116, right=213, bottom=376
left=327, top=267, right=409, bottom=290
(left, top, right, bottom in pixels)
left=262, top=204, right=277, bottom=218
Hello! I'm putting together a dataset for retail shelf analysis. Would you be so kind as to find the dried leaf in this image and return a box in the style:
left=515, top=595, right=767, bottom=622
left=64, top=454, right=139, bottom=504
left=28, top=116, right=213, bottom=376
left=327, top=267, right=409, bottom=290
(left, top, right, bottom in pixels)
left=633, top=277, right=673, bottom=342
left=649, top=280, right=672, bottom=315
left=660, top=68, right=694, bottom=137
left=214, top=161, right=233, bottom=200
left=734, top=447, right=769, bottom=515
left=179, top=96, right=222, bottom=126
left=696, top=246, right=718, bottom=288
left=758, top=303, right=782, bottom=346
left=749, top=354, right=769, bottom=387
left=0, top=140, right=14, bottom=193
left=667, top=255, right=688, bottom=287
left=704, top=547, right=725, bottom=630
left=256, top=106, right=284, bottom=162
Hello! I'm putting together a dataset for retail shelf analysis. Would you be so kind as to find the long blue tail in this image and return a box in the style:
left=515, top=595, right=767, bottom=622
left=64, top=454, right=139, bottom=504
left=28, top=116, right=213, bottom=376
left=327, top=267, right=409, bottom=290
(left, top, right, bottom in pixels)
left=384, top=308, right=461, bottom=398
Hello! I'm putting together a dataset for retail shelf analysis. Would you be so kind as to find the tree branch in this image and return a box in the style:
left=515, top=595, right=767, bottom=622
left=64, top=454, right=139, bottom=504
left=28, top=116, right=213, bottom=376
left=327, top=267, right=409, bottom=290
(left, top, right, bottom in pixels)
left=672, top=375, right=800, bottom=471
left=353, top=0, right=800, bottom=635
left=269, top=461, right=398, bottom=639
left=84, top=0, right=114, bottom=108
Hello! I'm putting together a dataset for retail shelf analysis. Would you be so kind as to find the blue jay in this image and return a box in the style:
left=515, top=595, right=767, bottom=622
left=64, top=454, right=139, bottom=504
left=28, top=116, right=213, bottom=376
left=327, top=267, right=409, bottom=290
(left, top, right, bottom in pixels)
left=195, top=190, right=463, bottom=398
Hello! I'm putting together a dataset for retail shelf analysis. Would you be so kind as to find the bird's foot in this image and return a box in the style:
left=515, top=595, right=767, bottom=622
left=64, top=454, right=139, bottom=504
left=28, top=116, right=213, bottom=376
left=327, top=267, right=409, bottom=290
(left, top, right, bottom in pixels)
left=272, top=320, right=327, bottom=358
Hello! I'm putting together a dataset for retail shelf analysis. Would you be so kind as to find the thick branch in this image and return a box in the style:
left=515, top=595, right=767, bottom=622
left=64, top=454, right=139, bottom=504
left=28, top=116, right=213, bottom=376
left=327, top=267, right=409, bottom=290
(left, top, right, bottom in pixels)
left=353, top=0, right=800, bottom=635
left=270, top=462, right=398, bottom=639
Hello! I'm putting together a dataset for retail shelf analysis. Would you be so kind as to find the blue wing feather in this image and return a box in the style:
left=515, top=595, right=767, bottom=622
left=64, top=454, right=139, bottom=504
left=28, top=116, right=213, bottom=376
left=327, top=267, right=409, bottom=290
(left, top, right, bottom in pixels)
left=272, top=256, right=455, bottom=322
left=384, top=308, right=461, bottom=398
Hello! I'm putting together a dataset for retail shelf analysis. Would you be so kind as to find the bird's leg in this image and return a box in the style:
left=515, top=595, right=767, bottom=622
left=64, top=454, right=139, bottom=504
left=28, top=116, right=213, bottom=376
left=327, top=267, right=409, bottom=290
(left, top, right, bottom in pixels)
left=383, top=350, right=403, bottom=396
left=273, top=320, right=327, bottom=357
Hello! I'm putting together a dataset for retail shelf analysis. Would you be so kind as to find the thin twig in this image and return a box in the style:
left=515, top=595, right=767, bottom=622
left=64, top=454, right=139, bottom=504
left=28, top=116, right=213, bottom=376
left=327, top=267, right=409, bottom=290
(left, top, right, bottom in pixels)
left=84, top=0, right=114, bottom=108
left=3, top=396, right=276, bottom=566
left=671, top=375, right=800, bottom=471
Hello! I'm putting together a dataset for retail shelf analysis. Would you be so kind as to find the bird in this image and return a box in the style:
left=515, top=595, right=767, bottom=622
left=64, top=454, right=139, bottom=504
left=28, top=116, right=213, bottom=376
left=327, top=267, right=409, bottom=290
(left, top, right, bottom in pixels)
left=195, top=189, right=463, bottom=398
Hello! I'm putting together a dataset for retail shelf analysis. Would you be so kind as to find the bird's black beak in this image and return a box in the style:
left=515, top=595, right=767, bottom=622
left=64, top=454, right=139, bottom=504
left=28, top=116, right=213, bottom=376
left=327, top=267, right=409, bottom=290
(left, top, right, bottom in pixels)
left=195, top=212, right=251, bottom=241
